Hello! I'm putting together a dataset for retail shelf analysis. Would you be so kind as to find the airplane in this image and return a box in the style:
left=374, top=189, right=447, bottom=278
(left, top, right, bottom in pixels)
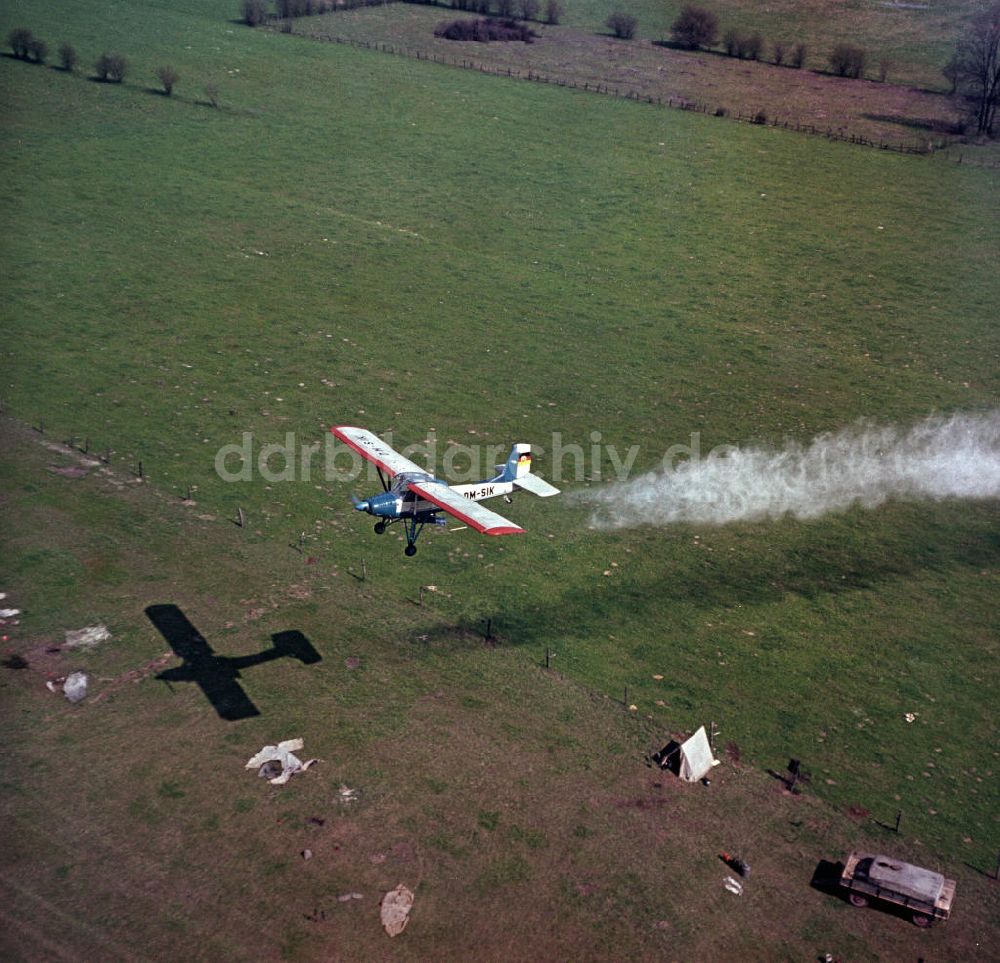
left=146, top=604, right=321, bottom=720
left=330, top=426, right=560, bottom=556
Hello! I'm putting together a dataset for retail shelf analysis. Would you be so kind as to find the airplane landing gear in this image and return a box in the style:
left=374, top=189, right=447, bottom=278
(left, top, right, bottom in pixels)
left=374, top=522, right=386, bottom=534
left=402, top=514, right=433, bottom=557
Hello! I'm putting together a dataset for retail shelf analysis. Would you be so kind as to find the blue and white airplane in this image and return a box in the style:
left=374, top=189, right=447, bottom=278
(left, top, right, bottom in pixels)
left=330, top=426, right=560, bottom=556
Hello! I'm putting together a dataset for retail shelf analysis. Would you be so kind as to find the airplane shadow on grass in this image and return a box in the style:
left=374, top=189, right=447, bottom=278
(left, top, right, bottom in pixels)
left=146, top=604, right=321, bottom=721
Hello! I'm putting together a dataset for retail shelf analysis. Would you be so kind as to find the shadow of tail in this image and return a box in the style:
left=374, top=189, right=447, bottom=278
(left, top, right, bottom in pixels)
left=272, top=630, right=321, bottom=665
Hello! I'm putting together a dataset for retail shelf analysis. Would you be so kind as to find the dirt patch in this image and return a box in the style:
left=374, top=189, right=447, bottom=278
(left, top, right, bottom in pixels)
left=47, top=464, right=91, bottom=478
left=90, top=652, right=174, bottom=704
left=726, top=741, right=742, bottom=764
left=846, top=804, right=871, bottom=822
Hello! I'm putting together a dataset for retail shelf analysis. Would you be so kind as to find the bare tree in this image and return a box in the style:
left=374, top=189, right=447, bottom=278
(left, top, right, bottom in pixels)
left=606, top=11, right=637, bottom=39
left=26, top=37, right=48, bottom=63
left=157, top=65, right=179, bottom=96
left=741, top=32, right=763, bottom=61
left=95, top=53, right=127, bottom=83
left=942, top=52, right=960, bottom=94
left=670, top=4, right=717, bottom=50
left=829, top=43, right=866, bottom=78
left=950, top=2, right=1000, bottom=136
left=241, top=0, right=268, bottom=26
left=520, top=0, right=539, bottom=21
left=59, top=42, right=77, bottom=71
left=8, top=28, right=33, bottom=59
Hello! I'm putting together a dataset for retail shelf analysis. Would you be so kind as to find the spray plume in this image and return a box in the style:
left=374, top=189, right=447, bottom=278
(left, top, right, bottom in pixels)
left=581, top=411, right=1000, bottom=528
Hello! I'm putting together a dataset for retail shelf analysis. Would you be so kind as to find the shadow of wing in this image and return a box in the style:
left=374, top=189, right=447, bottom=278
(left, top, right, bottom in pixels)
left=146, top=604, right=214, bottom=661
left=196, top=671, right=260, bottom=720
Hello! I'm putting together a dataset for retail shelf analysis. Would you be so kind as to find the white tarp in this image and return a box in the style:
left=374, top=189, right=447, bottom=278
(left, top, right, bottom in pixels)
left=866, top=856, right=944, bottom=904
left=64, top=625, right=111, bottom=650
left=63, top=672, right=88, bottom=703
left=678, top=726, right=719, bottom=782
left=380, top=884, right=414, bottom=937
left=245, top=738, right=317, bottom=785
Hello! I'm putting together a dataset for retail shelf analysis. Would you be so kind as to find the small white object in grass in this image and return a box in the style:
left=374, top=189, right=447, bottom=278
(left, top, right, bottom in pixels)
left=723, top=876, right=743, bottom=895
left=245, top=739, right=317, bottom=785
left=0, top=609, right=20, bottom=618
left=63, top=672, right=88, bottom=703
left=905, top=712, right=917, bottom=723
left=380, top=884, right=414, bottom=937
left=64, top=625, right=111, bottom=649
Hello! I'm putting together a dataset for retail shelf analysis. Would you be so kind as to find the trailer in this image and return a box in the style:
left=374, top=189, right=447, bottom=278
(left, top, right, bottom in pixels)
left=840, top=852, right=956, bottom=927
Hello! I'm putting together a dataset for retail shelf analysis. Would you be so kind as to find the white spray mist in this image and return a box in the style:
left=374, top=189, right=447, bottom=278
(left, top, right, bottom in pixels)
left=580, top=411, right=1000, bottom=528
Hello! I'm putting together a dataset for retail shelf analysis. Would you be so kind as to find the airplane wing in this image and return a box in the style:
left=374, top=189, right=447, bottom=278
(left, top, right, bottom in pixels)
left=513, top=473, right=561, bottom=497
left=408, top=480, right=525, bottom=536
left=330, top=426, right=429, bottom=478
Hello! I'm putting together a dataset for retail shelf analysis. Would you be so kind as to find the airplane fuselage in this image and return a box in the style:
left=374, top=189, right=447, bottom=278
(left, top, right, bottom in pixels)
left=355, top=472, right=515, bottom=522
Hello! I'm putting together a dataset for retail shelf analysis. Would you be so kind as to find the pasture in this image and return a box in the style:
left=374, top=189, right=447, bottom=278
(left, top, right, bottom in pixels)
left=555, top=0, right=978, bottom=89
left=1, top=0, right=998, bottom=958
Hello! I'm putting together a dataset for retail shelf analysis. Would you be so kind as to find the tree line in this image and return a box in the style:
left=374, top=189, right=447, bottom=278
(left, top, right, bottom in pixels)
left=7, top=28, right=212, bottom=102
left=243, top=0, right=564, bottom=25
left=238, top=0, right=999, bottom=136
left=660, top=3, right=998, bottom=136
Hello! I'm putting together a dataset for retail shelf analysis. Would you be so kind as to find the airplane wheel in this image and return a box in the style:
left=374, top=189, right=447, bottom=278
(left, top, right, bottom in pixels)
left=404, top=544, right=417, bottom=557
left=849, top=893, right=869, bottom=908
left=912, top=913, right=932, bottom=928
left=374, top=522, right=386, bottom=534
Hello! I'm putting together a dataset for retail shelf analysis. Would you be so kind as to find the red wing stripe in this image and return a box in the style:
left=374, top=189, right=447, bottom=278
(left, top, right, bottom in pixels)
left=409, top=483, right=525, bottom=536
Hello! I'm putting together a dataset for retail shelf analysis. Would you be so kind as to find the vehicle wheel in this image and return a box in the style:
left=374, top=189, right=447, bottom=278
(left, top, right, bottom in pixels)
left=849, top=893, right=869, bottom=908
left=404, top=544, right=417, bottom=557
left=912, top=913, right=932, bottom=928
left=374, top=522, right=386, bottom=534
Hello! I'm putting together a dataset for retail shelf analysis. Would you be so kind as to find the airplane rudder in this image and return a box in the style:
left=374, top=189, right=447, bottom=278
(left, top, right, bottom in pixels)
left=503, top=443, right=532, bottom=480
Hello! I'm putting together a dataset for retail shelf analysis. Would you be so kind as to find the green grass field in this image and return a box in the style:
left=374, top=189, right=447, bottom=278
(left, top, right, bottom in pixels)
left=1, top=0, right=998, bottom=957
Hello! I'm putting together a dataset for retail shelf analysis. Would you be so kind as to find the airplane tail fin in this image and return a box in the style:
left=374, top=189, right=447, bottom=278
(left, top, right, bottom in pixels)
left=497, top=444, right=561, bottom=497
left=498, top=444, right=533, bottom=482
